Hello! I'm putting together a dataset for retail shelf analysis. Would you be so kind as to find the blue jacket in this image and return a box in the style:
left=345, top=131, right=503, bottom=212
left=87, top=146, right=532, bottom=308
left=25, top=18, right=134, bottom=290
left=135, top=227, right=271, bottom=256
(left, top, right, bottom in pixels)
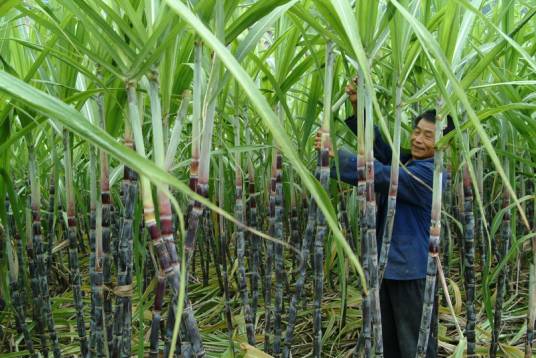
left=332, top=122, right=441, bottom=280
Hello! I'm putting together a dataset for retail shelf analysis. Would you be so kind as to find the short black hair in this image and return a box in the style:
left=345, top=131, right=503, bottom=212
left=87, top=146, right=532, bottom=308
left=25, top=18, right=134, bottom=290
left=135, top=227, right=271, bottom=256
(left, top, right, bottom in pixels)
left=414, top=109, right=454, bottom=136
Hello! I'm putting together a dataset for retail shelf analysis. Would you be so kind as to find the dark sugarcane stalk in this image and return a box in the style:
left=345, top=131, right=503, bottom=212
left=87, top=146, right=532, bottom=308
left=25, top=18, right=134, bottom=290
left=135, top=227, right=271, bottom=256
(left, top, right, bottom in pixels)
left=475, top=146, right=486, bottom=271
left=353, top=70, right=371, bottom=358
left=113, top=123, right=138, bottom=358
left=378, top=84, right=403, bottom=282
left=283, top=175, right=317, bottom=358
left=313, top=41, right=335, bottom=358
left=363, top=78, right=383, bottom=358
left=96, top=80, right=114, bottom=355
left=93, top=218, right=106, bottom=358
left=247, top=157, right=261, bottom=324
left=46, top=173, right=55, bottom=276
left=233, top=113, right=256, bottom=346
left=338, top=191, right=356, bottom=252
left=264, top=158, right=276, bottom=354
left=273, top=149, right=284, bottom=356
left=29, top=143, right=61, bottom=358
left=289, top=175, right=301, bottom=267
left=416, top=108, right=445, bottom=358
left=6, top=196, right=37, bottom=358
left=64, top=129, right=90, bottom=358
left=203, top=206, right=224, bottom=294
left=89, top=143, right=98, bottom=354
left=490, top=151, right=511, bottom=358
left=164, top=294, right=182, bottom=358
left=25, top=198, right=48, bottom=357
left=218, top=149, right=235, bottom=349
left=150, top=271, right=166, bottom=358
left=462, top=158, right=476, bottom=355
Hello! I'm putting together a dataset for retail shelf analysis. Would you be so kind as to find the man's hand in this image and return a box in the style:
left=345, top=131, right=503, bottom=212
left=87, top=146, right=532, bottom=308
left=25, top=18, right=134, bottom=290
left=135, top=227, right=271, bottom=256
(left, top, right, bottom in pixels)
left=345, top=76, right=358, bottom=113
left=315, top=130, right=334, bottom=158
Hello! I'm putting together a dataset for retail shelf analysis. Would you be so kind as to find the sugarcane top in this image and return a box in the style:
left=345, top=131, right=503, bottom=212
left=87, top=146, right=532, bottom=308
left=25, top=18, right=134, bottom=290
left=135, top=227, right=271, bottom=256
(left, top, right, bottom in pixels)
left=330, top=112, right=452, bottom=280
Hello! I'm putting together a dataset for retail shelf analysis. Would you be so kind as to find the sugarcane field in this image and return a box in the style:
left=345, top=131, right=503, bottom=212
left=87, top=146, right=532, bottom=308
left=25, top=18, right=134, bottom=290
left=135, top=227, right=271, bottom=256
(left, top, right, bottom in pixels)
left=1, top=0, right=535, bottom=357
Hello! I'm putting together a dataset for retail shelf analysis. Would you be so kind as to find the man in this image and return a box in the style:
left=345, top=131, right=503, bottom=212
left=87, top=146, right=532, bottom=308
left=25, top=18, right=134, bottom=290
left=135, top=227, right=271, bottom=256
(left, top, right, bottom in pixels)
left=317, top=80, right=453, bottom=358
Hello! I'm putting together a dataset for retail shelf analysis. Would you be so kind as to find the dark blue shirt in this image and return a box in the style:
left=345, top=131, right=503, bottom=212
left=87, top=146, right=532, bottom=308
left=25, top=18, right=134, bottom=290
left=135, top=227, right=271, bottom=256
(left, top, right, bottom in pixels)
left=332, top=123, right=442, bottom=280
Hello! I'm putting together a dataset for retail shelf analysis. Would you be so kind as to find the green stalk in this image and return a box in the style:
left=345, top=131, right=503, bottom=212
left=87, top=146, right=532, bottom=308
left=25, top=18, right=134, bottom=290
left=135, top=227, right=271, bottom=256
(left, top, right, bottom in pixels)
left=526, top=263, right=535, bottom=358
left=64, top=129, right=89, bottom=358
left=416, top=108, right=444, bottom=358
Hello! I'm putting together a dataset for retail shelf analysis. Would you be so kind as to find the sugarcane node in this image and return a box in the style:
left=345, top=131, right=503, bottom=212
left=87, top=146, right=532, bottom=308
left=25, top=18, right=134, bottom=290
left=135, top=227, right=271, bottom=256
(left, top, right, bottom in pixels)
left=429, top=236, right=440, bottom=256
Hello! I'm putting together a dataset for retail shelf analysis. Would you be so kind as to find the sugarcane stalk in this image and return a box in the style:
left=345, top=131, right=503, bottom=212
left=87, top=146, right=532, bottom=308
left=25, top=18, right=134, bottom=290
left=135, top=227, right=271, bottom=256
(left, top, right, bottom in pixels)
left=490, top=145, right=511, bottom=358
left=264, top=156, right=275, bottom=354
left=462, top=156, right=476, bottom=355
left=378, top=84, right=403, bottom=282
left=218, top=148, right=235, bottom=350
left=353, top=69, right=371, bottom=358
left=233, top=112, right=256, bottom=346
left=113, top=121, right=138, bottom=358
left=273, top=149, right=284, bottom=356
left=96, top=72, right=114, bottom=355
left=89, top=141, right=98, bottom=354
left=64, top=129, right=89, bottom=358
left=46, top=134, right=56, bottom=276
left=282, top=180, right=317, bottom=358
left=416, top=108, right=445, bottom=358
left=246, top=154, right=261, bottom=325
left=6, top=196, right=37, bottom=358
left=363, top=76, right=383, bottom=358
left=150, top=271, right=166, bottom=358
left=29, top=143, right=62, bottom=358
left=312, top=41, right=335, bottom=358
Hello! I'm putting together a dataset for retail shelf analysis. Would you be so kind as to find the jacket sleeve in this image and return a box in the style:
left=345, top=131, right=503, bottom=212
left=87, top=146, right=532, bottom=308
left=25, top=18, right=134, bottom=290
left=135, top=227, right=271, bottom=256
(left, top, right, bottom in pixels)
left=331, top=149, right=434, bottom=208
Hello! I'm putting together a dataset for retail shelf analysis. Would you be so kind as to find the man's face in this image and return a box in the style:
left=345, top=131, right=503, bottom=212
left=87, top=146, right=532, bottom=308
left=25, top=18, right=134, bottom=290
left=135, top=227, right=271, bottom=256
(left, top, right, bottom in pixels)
left=410, top=119, right=436, bottom=159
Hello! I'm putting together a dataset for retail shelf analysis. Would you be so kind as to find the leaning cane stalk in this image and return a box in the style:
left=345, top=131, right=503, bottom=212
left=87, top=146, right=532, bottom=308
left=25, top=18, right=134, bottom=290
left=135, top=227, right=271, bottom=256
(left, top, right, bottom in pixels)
left=462, top=137, right=476, bottom=356
left=64, top=129, right=89, bottom=358
left=312, top=41, right=335, bottom=358
left=416, top=106, right=444, bottom=358
left=233, top=110, right=256, bottom=346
